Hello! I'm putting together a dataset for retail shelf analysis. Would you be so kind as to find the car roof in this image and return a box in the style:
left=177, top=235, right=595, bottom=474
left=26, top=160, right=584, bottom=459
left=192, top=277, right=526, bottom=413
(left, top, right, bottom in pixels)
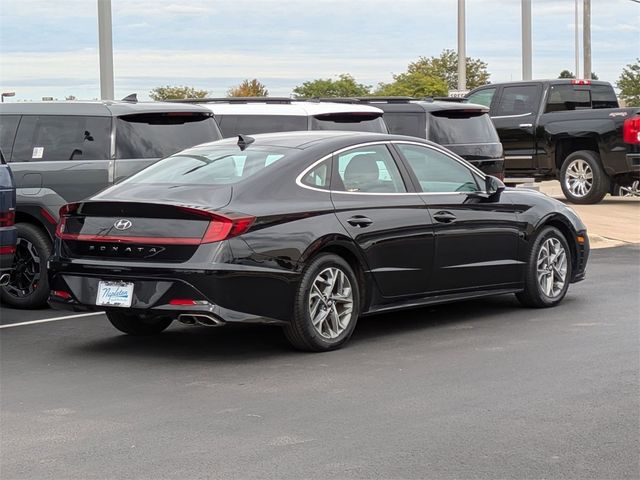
left=185, top=130, right=432, bottom=151
left=0, top=100, right=213, bottom=117
left=470, top=79, right=613, bottom=88
left=199, top=101, right=384, bottom=117
left=366, top=100, right=488, bottom=113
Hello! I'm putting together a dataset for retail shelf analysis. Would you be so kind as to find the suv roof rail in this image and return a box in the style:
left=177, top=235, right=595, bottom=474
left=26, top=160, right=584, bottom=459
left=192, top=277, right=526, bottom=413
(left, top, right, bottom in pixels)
left=166, top=97, right=293, bottom=104
left=301, top=97, right=361, bottom=104
left=300, top=96, right=415, bottom=104
left=357, top=96, right=414, bottom=103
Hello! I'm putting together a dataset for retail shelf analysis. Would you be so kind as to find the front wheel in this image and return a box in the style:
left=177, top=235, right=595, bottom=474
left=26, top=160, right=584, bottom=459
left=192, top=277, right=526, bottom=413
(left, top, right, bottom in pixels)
left=106, top=311, right=173, bottom=335
left=284, top=254, right=360, bottom=352
left=560, top=150, right=609, bottom=204
left=0, top=223, right=52, bottom=309
left=516, top=226, right=572, bottom=308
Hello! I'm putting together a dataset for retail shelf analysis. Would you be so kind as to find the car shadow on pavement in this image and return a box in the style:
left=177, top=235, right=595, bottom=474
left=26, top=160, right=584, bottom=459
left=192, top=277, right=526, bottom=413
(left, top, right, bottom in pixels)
left=66, top=293, right=530, bottom=362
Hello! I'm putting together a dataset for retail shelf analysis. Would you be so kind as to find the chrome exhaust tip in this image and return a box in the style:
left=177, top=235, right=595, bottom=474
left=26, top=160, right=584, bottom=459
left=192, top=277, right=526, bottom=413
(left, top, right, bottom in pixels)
left=178, top=314, right=225, bottom=327
left=0, top=273, right=10, bottom=287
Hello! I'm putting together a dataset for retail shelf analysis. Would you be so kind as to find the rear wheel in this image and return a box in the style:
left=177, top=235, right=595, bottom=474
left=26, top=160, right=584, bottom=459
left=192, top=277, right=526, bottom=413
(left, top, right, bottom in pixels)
left=613, top=180, right=640, bottom=197
left=0, top=223, right=52, bottom=309
left=284, top=254, right=360, bottom=352
left=516, top=226, right=572, bottom=308
left=106, top=311, right=173, bottom=335
left=560, top=150, right=609, bottom=204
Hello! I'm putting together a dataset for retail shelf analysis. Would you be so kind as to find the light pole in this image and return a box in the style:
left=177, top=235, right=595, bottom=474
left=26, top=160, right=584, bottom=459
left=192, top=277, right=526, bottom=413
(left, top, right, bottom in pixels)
left=457, top=0, right=466, bottom=91
left=97, top=0, right=114, bottom=100
left=583, top=0, right=591, bottom=79
left=1, top=92, right=15, bottom=102
left=575, top=0, right=580, bottom=77
left=522, top=0, right=532, bottom=80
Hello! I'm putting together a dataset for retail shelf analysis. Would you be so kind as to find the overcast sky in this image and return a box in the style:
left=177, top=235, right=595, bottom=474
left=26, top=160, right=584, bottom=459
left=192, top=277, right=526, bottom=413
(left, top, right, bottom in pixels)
left=0, top=0, right=638, bottom=101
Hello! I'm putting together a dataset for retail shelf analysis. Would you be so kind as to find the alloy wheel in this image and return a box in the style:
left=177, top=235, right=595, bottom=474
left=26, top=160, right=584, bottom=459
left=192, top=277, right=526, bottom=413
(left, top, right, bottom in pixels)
left=4, top=237, right=41, bottom=298
left=564, top=158, right=593, bottom=198
left=308, top=267, right=354, bottom=339
left=618, top=180, right=640, bottom=197
left=536, top=238, right=567, bottom=299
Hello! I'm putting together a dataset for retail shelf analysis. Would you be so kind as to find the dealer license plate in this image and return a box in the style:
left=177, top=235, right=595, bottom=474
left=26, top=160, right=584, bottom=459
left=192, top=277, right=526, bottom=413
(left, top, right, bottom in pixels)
left=96, top=281, right=134, bottom=308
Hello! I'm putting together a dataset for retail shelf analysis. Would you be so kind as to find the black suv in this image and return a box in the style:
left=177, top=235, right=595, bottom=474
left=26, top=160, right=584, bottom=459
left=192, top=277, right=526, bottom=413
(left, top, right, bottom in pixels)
left=309, top=97, right=504, bottom=178
left=0, top=99, right=222, bottom=308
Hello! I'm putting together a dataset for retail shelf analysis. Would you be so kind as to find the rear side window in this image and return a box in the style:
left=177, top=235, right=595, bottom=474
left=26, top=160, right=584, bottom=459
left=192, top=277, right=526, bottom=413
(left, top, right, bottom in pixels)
left=0, top=115, right=20, bottom=159
left=495, top=85, right=539, bottom=116
left=122, top=146, right=291, bottom=185
left=12, top=115, right=111, bottom=162
left=216, top=115, right=307, bottom=137
left=545, top=85, right=592, bottom=112
left=301, top=158, right=331, bottom=190
left=383, top=112, right=426, bottom=138
left=116, top=113, right=221, bottom=159
left=311, top=113, right=388, bottom=133
left=335, top=144, right=406, bottom=193
left=428, top=111, right=499, bottom=145
left=466, top=88, right=496, bottom=108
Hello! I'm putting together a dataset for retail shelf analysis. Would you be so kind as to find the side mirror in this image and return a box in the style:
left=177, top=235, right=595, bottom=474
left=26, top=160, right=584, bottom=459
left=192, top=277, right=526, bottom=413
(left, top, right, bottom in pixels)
left=485, top=175, right=505, bottom=196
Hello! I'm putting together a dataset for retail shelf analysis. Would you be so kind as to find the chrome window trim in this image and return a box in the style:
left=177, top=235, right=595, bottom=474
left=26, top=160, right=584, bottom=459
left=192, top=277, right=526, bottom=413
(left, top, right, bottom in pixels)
left=296, top=140, right=487, bottom=196
left=490, top=112, right=533, bottom=119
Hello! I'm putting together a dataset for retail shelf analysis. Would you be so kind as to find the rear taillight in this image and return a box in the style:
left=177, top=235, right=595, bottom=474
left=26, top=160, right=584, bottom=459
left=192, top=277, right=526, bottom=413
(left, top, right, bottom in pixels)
left=0, top=245, right=16, bottom=255
left=571, top=79, right=591, bottom=85
left=0, top=210, right=15, bottom=227
left=623, top=117, right=640, bottom=144
left=177, top=207, right=255, bottom=244
left=55, top=203, right=80, bottom=238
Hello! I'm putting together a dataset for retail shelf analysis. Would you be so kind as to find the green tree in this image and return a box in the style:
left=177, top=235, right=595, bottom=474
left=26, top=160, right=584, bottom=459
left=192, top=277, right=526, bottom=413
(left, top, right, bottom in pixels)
left=293, top=74, right=371, bottom=98
left=617, top=58, right=640, bottom=106
left=374, top=71, right=448, bottom=97
left=558, top=70, right=575, bottom=78
left=227, top=79, right=269, bottom=97
left=149, top=85, right=208, bottom=101
left=406, top=49, right=490, bottom=91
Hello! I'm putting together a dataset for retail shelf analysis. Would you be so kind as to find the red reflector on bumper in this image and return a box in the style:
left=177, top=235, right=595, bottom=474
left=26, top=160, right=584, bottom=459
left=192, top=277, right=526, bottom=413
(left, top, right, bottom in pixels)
left=51, top=290, right=72, bottom=299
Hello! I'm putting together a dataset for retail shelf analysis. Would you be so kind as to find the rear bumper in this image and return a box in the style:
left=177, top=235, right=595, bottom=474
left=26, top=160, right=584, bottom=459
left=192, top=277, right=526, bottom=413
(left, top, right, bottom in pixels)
left=47, top=256, right=298, bottom=325
left=625, top=154, right=640, bottom=175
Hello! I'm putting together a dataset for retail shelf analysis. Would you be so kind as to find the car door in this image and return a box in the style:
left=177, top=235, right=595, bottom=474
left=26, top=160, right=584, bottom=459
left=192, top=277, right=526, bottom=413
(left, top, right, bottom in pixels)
left=330, top=143, right=435, bottom=297
left=393, top=142, right=521, bottom=293
left=487, top=84, right=542, bottom=171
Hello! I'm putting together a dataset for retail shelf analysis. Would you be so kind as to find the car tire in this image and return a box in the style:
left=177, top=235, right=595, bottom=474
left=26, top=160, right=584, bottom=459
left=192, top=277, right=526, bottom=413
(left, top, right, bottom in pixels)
left=284, top=253, right=360, bottom=352
left=516, top=226, right=572, bottom=308
left=106, top=311, right=173, bottom=335
left=560, top=150, right=609, bottom=204
left=0, top=223, right=52, bottom=309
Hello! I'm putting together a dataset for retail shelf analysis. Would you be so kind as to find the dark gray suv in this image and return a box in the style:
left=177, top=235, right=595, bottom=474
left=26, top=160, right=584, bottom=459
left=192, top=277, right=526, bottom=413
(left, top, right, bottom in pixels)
left=0, top=100, right=222, bottom=308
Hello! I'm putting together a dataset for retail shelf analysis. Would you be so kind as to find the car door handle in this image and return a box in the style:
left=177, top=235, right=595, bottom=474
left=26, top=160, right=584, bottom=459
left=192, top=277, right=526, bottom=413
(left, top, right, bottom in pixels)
left=347, top=215, right=373, bottom=227
left=433, top=211, right=457, bottom=223
left=519, top=123, right=533, bottom=128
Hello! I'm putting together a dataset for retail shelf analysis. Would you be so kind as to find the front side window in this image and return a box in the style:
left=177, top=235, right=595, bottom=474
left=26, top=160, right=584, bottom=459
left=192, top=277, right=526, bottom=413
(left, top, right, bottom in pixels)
left=495, top=85, right=539, bottom=116
left=12, top=115, right=111, bottom=162
left=466, top=88, right=496, bottom=108
left=335, top=144, right=406, bottom=193
left=116, top=113, right=220, bottom=159
left=121, top=146, right=291, bottom=186
left=397, top=144, right=479, bottom=193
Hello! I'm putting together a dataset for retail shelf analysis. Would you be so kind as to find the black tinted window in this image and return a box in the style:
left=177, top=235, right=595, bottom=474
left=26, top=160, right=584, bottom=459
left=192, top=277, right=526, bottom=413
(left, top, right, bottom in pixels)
left=496, top=85, right=539, bottom=116
left=428, top=111, right=499, bottom=144
left=0, top=115, right=20, bottom=159
left=591, top=84, right=618, bottom=109
left=311, top=114, right=388, bottom=133
left=216, top=114, right=307, bottom=137
left=383, top=112, right=426, bottom=138
left=116, top=113, right=220, bottom=159
left=12, top=115, right=111, bottom=162
left=545, top=85, right=591, bottom=112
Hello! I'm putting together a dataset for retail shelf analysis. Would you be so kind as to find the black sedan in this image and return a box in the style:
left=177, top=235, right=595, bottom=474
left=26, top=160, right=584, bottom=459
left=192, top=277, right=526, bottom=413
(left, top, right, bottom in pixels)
left=48, top=132, right=589, bottom=351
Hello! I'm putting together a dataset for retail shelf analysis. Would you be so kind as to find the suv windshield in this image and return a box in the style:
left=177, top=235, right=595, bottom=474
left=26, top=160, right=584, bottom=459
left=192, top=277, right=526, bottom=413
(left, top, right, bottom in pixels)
left=116, top=113, right=220, bottom=158
left=428, top=111, right=499, bottom=145
left=311, top=113, right=388, bottom=133
left=121, top=146, right=292, bottom=185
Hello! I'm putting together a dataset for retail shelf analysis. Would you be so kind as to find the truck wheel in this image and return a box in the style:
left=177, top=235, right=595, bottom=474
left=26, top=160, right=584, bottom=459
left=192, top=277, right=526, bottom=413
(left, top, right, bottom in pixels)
left=560, top=150, right=609, bottom=204
left=613, top=180, right=640, bottom=197
left=107, top=311, right=173, bottom=335
left=0, top=223, right=52, bottom=309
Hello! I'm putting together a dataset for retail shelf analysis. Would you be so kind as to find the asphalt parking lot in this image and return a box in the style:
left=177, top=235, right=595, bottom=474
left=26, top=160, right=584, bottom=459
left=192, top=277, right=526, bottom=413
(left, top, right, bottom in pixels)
left=1, top=244, right=638, bottom=479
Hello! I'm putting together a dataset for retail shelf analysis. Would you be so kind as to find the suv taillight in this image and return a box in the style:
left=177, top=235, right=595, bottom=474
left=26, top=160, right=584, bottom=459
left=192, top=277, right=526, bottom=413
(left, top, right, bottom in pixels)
left=0, top=210, right=15, bottom=227
left=55, top=203, right=80, bottom=238
left=623, top=117, right=640, bottom=144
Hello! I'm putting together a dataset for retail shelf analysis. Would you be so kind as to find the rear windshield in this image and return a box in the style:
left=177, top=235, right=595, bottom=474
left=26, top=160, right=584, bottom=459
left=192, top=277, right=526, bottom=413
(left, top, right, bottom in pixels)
left=311, top=113, right=388, bottom=133
left=545, top=84, right=618, bottom=113
left=428, top=111, right=499, bottom=145
left=216, top=114, right=308, bottom=137
left=115, top=113, right=221, bottom=159
left=121, top=146, right=292, bottom=185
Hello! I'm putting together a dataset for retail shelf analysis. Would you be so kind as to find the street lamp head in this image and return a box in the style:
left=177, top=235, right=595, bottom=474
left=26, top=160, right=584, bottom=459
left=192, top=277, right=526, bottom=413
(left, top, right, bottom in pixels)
left=1, top=92, right=16, bottom=102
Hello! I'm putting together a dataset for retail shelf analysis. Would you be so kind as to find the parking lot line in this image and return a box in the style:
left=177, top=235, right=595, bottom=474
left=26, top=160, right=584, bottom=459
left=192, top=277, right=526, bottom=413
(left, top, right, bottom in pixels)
left=0, top=312, right=104, bottom=329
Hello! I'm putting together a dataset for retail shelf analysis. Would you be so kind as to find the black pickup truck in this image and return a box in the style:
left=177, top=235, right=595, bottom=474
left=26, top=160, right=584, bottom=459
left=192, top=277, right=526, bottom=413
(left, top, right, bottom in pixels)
left=466, top=79, right=640, bottom=203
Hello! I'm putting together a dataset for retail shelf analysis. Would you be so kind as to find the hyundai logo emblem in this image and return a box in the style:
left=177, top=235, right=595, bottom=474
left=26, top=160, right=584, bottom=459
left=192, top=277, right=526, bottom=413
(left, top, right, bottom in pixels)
left=113, top=219, right=133, bottom=231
